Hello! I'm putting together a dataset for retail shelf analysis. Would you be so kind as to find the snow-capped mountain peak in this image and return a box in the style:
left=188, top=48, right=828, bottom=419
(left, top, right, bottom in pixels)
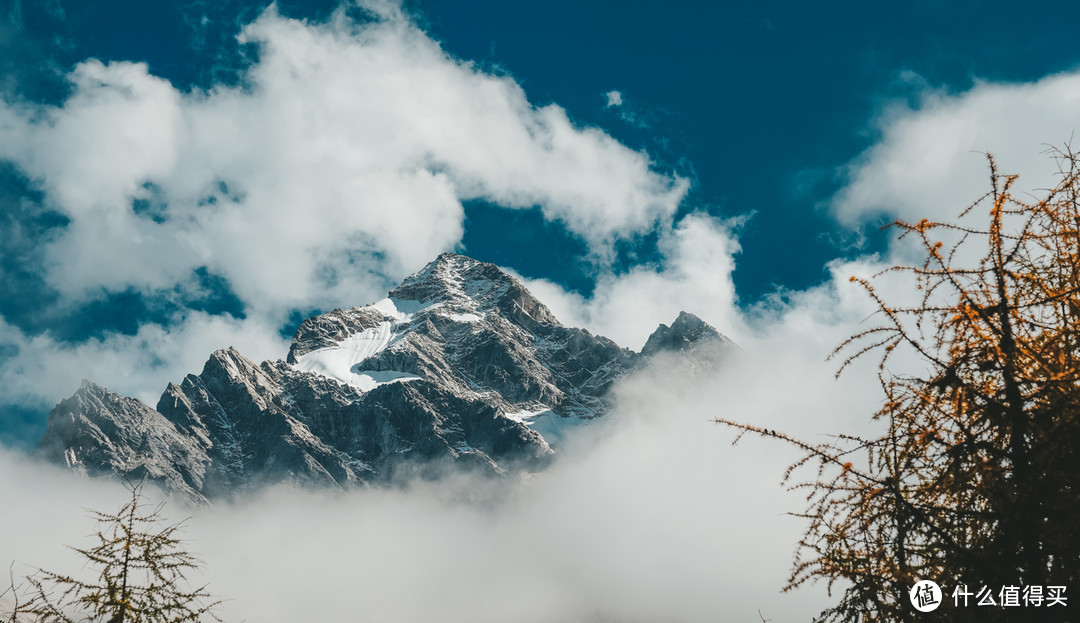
left=36, top=254, right=735, bottom=505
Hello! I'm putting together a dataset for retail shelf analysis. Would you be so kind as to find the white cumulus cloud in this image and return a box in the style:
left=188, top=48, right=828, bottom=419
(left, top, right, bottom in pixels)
left=0, top=4, right=687, bottom=319
left=521, top=213, right=744, bottom=350
left=833, top=70, right=1080, bottom=228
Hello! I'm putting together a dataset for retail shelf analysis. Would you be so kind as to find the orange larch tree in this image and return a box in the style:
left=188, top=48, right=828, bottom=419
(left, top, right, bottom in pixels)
left=719, top=150, right=1080, bottom=622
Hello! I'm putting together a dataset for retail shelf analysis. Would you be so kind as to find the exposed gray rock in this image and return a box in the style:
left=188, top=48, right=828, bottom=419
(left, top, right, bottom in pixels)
left=36, top=380, right=209, bottom=503
left=36, top=253, right=735, bottom=504
left=641, top=311, right=736, bottom=357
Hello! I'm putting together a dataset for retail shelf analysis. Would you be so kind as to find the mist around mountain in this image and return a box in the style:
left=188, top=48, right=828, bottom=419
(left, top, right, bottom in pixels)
left=0, top=335, right=847, bottom=623
left=0, top=246, right=888, bottom=623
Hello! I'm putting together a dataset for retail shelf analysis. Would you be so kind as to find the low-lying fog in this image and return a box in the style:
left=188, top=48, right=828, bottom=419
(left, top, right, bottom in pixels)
left=1, top=324, right=884, bottom=623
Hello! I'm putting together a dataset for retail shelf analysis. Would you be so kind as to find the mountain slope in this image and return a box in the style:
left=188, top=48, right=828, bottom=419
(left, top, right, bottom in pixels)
left=35, top=253, right=734, bottom=504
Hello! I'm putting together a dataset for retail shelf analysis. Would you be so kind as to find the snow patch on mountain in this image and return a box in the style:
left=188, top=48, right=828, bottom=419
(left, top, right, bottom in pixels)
left=369, top=297, right=440, bottom=321
left=292, top=323, right=420, bottom=391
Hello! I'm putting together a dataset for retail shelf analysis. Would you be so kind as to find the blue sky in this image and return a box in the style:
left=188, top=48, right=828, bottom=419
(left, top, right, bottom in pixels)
left=3, top=0, right=1080, bottom=447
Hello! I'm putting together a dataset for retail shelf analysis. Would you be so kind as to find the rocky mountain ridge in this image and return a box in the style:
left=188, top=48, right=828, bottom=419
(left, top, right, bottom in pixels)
left=36, top=253, right=734, bottom=505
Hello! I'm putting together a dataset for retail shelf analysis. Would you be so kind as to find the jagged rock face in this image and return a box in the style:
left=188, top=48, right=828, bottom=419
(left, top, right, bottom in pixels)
left=36, top=381, right=209, bottom=503
left=36, top=253, right=734, bottom=505
left=289, top=253, right=637, bottom=419
left=641, top=310, right=736, bottom=358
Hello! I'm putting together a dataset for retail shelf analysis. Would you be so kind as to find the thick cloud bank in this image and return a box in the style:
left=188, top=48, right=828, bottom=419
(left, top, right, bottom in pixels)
left=0, top=328, right=886, bottom=622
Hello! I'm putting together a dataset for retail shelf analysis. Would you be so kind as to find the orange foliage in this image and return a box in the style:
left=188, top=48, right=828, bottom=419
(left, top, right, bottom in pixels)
left=719, top=148, right=1080, bottom=623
